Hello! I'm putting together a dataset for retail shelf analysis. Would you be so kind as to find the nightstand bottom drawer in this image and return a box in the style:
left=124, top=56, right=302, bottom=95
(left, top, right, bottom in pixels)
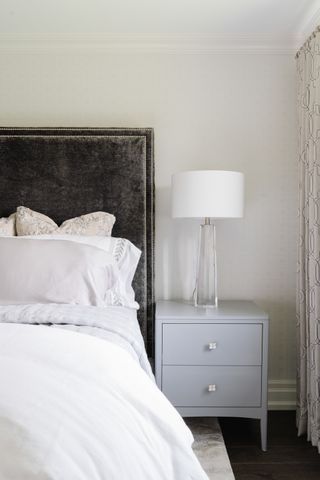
left=162, top=366, right=261, bottom=408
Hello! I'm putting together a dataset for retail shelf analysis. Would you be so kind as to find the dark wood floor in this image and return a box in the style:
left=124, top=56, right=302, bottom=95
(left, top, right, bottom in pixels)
left=219, top=411, right=320, bottom=480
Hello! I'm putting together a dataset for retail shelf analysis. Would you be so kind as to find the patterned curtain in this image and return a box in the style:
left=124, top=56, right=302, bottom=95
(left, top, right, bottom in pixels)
left=296, top=27, right=320, bottom=452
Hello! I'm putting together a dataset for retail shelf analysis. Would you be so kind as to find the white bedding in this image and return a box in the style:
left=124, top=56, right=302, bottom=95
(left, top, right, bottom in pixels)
left=0, top=305, right=208, bottom=480
left=0, top=304, right=152, bottom=377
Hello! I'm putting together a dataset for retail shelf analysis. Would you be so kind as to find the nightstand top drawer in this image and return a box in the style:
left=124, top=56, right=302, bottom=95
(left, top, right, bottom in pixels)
left=156, top=300, right=269, bottom=322
left=162, top=323, right=262, bottom=366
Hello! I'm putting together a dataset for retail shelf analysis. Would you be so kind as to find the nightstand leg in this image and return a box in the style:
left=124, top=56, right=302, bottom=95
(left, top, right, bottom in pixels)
left=260, top=412, right=267, bottom=451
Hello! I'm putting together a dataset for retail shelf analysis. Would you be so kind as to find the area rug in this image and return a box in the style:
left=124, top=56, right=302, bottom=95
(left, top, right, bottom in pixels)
left=186, top=417, right=235, bottom=480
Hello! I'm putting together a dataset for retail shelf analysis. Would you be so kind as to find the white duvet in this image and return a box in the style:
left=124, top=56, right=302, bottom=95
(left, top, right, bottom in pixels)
left=0, top=304, right=208, bottom=480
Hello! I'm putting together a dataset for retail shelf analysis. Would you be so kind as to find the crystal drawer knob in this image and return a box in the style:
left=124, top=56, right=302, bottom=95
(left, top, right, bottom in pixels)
left=208, top=342, right=217, bottom=350
left=208, top=384, right=216, bottom=392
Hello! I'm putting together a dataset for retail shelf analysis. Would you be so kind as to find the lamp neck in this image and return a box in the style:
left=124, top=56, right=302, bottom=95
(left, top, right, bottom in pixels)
left=204, top=217, right=211, bottom=225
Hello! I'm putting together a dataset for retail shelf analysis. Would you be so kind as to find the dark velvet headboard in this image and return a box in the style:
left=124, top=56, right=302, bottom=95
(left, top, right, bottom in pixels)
left=0, top=127, right=154, bottom=355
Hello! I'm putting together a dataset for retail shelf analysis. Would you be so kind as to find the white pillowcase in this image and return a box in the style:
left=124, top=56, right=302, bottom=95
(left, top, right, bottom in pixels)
left=0, top=237, right=121, bottom=307
left=9, top=235, right=141, bottom=309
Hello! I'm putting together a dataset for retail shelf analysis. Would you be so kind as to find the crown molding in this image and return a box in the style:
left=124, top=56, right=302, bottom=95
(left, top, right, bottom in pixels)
left=0, top=33, right=296, bottom=55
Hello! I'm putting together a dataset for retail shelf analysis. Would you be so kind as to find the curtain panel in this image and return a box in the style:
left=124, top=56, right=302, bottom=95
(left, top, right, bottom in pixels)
left=296, top=27, right=320, bottom=452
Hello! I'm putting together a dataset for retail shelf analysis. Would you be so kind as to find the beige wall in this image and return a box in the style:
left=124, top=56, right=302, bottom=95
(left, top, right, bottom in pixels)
left=0, top=50, right=297, bottom=407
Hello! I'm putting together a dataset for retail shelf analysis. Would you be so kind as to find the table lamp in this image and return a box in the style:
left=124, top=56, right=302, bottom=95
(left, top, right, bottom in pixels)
left=171, top=170, right=244, bottom=308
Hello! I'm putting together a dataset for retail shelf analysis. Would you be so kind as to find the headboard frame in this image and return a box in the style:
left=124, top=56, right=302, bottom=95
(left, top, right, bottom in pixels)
left=0, top=127, right=154, bottom=355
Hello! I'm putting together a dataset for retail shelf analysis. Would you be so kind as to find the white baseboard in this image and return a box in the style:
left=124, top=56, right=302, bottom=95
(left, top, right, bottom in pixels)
left=268, top=379, right=296, bottom=410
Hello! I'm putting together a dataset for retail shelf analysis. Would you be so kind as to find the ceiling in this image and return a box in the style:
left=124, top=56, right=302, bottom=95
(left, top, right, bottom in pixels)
left=0, top=0, right=319, bottom=51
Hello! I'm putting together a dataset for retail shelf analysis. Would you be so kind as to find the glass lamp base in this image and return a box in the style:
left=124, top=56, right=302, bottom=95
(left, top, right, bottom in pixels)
left=194, top=219, right=217, bottom=308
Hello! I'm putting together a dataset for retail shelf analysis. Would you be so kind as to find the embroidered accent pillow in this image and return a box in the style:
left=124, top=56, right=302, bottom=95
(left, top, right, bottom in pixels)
left=0, top=213, right=16, bottom=236
left=16, top=207, right=115, bottom=236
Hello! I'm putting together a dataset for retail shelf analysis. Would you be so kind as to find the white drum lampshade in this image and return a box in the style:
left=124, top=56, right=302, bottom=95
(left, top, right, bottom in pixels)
left=172, top=170, right=244, bottom=219
left=171, top=170, right=244, bottom=308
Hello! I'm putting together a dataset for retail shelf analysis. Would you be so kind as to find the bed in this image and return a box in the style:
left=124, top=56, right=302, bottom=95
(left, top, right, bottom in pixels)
left=0, top=128, right=208, bottom=479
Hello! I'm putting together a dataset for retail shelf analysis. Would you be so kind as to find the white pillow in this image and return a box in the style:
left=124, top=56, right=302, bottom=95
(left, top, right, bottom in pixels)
left=0, top=237, right=121, bottom=307
left=5, top=236, right=141, bottom=309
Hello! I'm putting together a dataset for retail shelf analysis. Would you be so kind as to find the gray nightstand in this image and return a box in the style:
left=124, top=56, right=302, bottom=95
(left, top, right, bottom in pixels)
left=155, top=300, right=269, bottom=451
